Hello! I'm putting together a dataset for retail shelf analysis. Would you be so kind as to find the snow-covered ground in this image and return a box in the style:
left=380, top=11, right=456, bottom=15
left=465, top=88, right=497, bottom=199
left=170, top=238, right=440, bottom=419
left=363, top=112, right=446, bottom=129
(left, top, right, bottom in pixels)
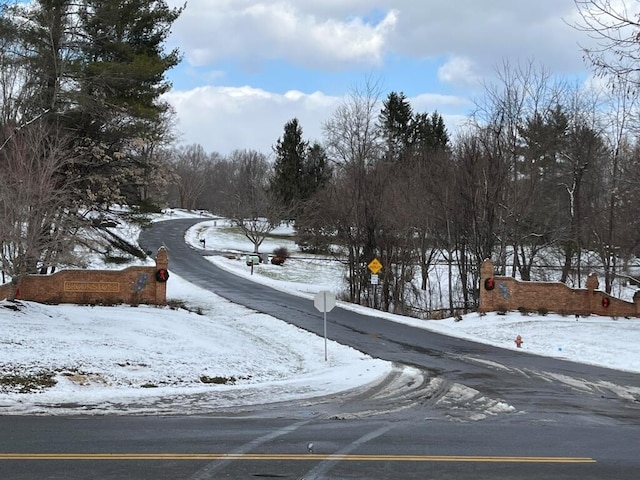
left=192, top=217, right=640, bottom=375
left=0, top=210, right=638, bottom=416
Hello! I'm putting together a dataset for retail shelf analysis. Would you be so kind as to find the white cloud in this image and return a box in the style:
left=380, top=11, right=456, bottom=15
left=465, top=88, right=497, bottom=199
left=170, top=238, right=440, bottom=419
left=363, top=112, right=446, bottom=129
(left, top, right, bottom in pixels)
left=409, top=92, right=473, bottom=118
left=164, top=86, right=341, bottom=155
left=164, top=85, right=472, bottom=155
left=168, top=0, right=398, bottom=70
left=437, top=56, right=482, bottom=87
left=167, top=1, right=592, bottom=76
left=383, top=0, right=589, bottom=76
left=162, top=1, right=600, bottom=153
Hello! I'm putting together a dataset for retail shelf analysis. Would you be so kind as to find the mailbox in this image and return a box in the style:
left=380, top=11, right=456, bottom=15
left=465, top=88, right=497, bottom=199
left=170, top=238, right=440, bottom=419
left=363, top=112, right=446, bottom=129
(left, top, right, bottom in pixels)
left=246, top=255, right=260, bottom=266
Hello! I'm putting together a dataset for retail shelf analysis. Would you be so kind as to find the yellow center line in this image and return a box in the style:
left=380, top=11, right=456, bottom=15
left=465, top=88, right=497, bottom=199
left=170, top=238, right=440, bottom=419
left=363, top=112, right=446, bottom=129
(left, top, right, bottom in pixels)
left=0, top=453, right=596, bottom=463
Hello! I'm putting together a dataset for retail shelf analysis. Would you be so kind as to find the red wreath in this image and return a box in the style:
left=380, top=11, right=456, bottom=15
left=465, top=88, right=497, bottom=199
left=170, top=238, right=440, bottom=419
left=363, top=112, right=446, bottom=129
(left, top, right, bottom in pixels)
left=155, top=268, right=170, bottom=283
left=602, top=297, right=610, bottom=308
left=484, top=277, right=495, bottom=291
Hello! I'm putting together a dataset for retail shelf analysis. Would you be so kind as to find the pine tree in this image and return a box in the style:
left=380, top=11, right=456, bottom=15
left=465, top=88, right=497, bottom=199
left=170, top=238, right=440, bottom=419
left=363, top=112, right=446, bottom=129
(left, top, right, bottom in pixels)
left=412, top=111, right=449, bottom=153
left=378, top=92, right=413, bottom=162
left=301, top=142, right=332, bottom=201
left=5, top=0, right=183, bottom=207
left=74, top=0, right=182, bottom=143
left=271, top=118, right=308, bottom=217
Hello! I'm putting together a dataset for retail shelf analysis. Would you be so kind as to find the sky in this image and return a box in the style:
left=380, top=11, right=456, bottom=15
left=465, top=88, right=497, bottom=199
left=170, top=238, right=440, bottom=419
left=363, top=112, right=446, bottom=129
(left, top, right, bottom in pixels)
left=162, top=0, right=599, bottom=156
left=1, top=209, right=639, bottom=416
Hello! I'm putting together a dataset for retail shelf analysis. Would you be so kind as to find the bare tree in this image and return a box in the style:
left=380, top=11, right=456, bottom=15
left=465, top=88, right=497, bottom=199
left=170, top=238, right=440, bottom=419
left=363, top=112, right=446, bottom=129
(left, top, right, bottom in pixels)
left=374, top=161, right=419, bottom=314
left=449, top=128, right=511, bottom=309
left=0, top=16, right=27, bottom=126
left=0, top=121, right=81, bottom=299
left=322, top=81, right=383, bottom=304
left=169, top=144, right=209, bottom=211
left=404, top=144, right=455, bottom=313
left=555, top=89, right=608, bottom=284
left=125, top=108, right=179, bottom=209
left=471, top=60, right=569, bottom=278
left=589, top=78, right=639, bottom=292
left=224, top=149, right=282, bottom=254
left=574, top=0, right=640, bottom=85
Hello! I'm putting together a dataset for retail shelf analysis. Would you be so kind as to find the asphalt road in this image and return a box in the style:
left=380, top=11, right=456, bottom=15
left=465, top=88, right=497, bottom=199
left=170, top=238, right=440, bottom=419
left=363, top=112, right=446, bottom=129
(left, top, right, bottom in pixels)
left=139, top=218, right=640, bottom=426
left=1, top=415, right=638, bottom=480
left=1, top=217, right=639, bottom=479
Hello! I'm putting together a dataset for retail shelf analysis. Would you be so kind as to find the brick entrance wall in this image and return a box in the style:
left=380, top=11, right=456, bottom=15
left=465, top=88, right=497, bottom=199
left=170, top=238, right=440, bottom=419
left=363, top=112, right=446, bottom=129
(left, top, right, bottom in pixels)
left=479, top=259, right=640, bottom=317
left=0, top=247, right=169, bottom=305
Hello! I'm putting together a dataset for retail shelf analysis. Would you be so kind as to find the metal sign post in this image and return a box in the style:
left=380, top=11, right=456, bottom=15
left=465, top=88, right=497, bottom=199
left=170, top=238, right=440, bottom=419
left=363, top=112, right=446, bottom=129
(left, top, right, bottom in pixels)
left=367, top=258, right=382, bottom=310
left=313, top=290, right=336, bottom=361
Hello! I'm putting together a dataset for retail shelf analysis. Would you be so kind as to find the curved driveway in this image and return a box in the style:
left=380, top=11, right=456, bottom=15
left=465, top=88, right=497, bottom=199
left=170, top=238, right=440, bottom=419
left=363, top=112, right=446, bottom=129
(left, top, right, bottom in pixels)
left=139, top=218, right=640, bottom=425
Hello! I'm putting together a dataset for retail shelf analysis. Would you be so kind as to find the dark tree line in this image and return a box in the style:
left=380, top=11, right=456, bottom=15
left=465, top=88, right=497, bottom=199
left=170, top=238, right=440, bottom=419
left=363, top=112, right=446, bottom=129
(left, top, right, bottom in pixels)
left=284, top=74, right=640, bottom=316
left=168, top=70, right=640, bottom=317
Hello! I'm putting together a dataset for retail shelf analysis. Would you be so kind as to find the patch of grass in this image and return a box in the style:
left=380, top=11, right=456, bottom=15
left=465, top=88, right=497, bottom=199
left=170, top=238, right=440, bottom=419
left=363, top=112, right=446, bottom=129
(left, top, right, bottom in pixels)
left=200, top=375, right=234, bottom=385
left=0, top=372, right=57, bottom=393
left=1, top=301, right=22, bottom=312
left=200, top=375, right=251, bottom=385
left=166, top=299, right=204, bottom=315
left=166, top=299, right=187, bottom=310
left=104, top=255, right=131, bottom=265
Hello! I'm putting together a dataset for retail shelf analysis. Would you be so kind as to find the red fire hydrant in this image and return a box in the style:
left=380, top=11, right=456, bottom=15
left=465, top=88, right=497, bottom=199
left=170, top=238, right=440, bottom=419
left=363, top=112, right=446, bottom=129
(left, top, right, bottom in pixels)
left=515, top=335, right=523, bottom=348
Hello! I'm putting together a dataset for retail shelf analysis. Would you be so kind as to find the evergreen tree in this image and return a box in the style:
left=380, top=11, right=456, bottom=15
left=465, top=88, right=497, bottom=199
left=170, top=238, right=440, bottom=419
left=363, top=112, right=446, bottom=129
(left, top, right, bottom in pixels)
left=412, top=111, right=449, bottom=153
left=74, top=0, right=182, bottom=143
left=271, top=118, right=308, bottom=217
left=301, top=142, right=332, bottom=200
left=378, top=92, right=413, bottom=162
left=4, top=0, right=183, bottom=207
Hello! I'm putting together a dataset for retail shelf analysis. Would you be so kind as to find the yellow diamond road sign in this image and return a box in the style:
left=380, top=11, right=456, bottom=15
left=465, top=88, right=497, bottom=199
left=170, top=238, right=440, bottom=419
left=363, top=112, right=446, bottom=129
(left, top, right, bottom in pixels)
left=368, top=258, right=382, bottom=274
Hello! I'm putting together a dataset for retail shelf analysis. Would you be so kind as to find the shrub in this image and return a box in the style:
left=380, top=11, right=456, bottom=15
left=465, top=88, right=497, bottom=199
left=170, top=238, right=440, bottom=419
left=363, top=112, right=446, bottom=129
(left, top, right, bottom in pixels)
left=271, top=256, right=285, bottom=266
left=273, top=246, right=290, bottom=259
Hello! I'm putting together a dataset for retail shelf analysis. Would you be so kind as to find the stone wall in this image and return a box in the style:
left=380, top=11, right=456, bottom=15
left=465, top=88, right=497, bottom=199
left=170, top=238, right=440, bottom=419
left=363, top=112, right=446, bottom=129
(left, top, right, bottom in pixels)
left=0, top=247, right=169, bottom=305
left=479, top=259, right=640, bottom=317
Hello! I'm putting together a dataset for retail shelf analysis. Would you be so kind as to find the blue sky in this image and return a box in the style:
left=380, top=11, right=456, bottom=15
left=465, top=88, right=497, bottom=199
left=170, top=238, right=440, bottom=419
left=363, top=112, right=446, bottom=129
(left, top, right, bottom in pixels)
left=163, top=0, right=597, bottom=155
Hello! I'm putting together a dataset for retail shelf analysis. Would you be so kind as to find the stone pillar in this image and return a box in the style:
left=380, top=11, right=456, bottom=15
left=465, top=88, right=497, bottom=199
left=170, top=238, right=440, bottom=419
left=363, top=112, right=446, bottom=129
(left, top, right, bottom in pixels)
left=155, top=247, right=169, bottom=305
left=479, top=259, right=495, bottom=313
left=586, top=273, right=598, bottom=315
